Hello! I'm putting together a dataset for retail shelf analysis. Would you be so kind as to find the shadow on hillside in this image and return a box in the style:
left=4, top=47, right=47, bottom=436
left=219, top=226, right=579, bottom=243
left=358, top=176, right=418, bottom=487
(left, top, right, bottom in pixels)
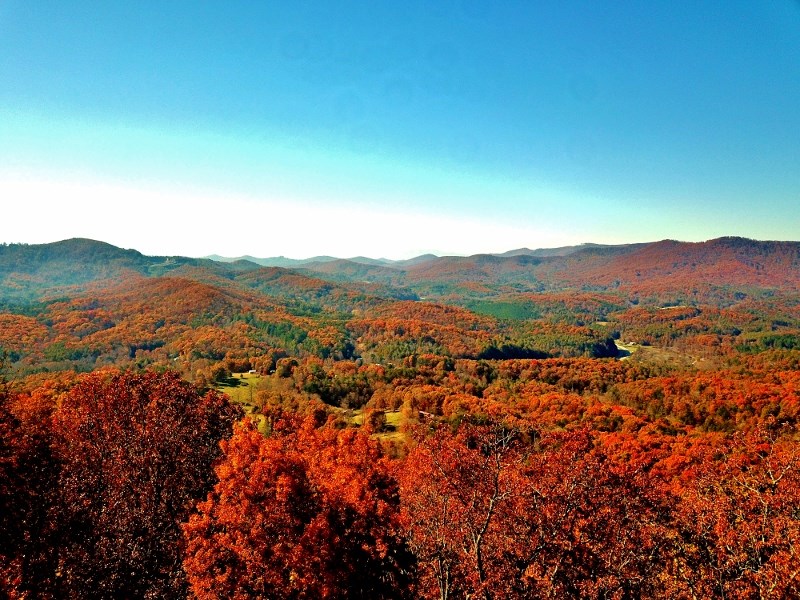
left=217, top=376, right=245, bottom=388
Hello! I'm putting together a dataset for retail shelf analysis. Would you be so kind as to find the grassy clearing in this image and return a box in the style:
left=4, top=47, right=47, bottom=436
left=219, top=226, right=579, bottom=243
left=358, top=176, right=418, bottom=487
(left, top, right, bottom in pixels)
left=215, top=372, right=268, bottom=432
left=325, top=406, right=407, bottom=443
left=615, top=341, right=638, bottom=360
left=351, top=408, right=406, bottom=442
left=215, top=372, right=262, bottom=403
left=217, top=373, right=408, bottom=441
left=615, top=342, right=719, bottom=370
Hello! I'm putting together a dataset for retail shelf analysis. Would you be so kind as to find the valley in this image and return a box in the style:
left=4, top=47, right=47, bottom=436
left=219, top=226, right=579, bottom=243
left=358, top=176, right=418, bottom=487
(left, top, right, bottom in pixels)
left=2, top=236, right=800, bottom=598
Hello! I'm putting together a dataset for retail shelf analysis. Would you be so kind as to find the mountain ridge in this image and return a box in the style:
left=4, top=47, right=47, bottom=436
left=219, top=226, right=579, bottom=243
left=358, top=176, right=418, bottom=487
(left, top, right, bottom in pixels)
left=202, top=242, right=640, bottom=266
left=4, top=236, right=800, bottom=305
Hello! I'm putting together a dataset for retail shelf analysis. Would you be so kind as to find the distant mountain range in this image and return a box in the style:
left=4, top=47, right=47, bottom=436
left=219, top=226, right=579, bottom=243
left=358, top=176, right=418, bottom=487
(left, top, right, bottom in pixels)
left=204, top=243, right=623, bottom=268
left=2, top=237, right=800, bottom=305
left=204, top=252, right=443, bottom=269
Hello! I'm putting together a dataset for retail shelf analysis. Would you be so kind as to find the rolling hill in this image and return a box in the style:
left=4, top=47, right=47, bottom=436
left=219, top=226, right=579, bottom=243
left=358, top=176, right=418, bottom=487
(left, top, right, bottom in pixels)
left=6, top=237, right=800, bottom=307
left=294, top=237, right=800, bottom=301
left=0, top=238, right=221, bottom=301
left=3, top=236, right=800, bottom=376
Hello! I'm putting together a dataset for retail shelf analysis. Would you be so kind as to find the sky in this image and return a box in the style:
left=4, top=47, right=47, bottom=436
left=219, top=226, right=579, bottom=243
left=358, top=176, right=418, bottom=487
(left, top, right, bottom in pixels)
left=1, top=1, right=799, bottom=259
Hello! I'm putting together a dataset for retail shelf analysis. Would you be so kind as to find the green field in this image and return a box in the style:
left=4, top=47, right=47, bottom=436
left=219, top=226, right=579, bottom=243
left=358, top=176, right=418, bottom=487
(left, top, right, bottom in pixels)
left=215, top=372, right=267, bottom=431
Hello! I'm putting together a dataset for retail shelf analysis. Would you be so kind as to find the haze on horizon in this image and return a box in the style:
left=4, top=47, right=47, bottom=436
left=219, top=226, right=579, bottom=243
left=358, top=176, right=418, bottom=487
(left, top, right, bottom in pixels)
left=1, top=1, right=799, bottom=260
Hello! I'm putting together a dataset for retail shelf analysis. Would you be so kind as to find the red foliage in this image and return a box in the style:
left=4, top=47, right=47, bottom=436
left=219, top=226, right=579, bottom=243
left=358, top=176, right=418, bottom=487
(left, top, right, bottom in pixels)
left=400, top=422, right=672, bottom=599
left=0, top=382, right=60, bottom=598
left=183, top=417, right=414, bottom=599
left=400, top=422, right=530, bottom=599
left=667, top=426, right=800, bottom=598
left=11, top=370, right=242, bottom=599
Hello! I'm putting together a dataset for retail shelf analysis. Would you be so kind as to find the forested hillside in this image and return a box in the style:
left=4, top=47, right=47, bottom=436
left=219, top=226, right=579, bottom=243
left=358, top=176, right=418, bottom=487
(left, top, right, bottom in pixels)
left=2, top=237, right=800, bottom=598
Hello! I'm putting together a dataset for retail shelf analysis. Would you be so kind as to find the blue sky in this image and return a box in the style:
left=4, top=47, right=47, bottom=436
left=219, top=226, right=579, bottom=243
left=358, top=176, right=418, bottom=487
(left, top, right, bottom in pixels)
left=1, top=1, right=799, bottom=258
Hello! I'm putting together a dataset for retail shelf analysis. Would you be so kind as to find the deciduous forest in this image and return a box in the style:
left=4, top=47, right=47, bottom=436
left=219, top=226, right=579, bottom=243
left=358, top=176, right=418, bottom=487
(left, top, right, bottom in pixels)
left=2, top=237, right=800, bottom=598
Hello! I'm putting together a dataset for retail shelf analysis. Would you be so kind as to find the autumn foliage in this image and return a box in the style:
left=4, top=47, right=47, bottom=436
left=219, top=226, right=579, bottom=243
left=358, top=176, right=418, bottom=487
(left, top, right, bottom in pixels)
left=3, top=237, right=800, bottom=597
left=183, top=417, right=413, bottom=599
left=0, top=370, right=241, bottom=599
left=2, top=365, right=800, bottom=598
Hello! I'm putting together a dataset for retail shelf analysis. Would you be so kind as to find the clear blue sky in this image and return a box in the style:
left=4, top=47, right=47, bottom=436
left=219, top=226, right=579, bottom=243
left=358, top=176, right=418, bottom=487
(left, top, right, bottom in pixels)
left=1, top=1, right=799, bottom=258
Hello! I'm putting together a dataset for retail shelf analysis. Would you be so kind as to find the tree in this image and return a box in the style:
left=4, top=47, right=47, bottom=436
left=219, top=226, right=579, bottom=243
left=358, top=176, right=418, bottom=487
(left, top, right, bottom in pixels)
left=517, top=429, right=668, bottom=599
left=669, top=425, right=800, bottom=598
left=400, top=422, right=530, bottom=600
left=400, top=423, right=671, bottom=599
left=184, top=416, right=414, bottom=599
left=0, top=369, right=61, bottom=598
left=50, top=370, right=241, bottom=599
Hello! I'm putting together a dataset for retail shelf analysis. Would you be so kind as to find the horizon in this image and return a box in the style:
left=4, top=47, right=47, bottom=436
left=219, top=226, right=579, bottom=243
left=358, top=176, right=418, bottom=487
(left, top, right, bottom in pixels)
left=3, top=233, right=794, bottom=264
left=2, top=2, right=799, bottom=258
